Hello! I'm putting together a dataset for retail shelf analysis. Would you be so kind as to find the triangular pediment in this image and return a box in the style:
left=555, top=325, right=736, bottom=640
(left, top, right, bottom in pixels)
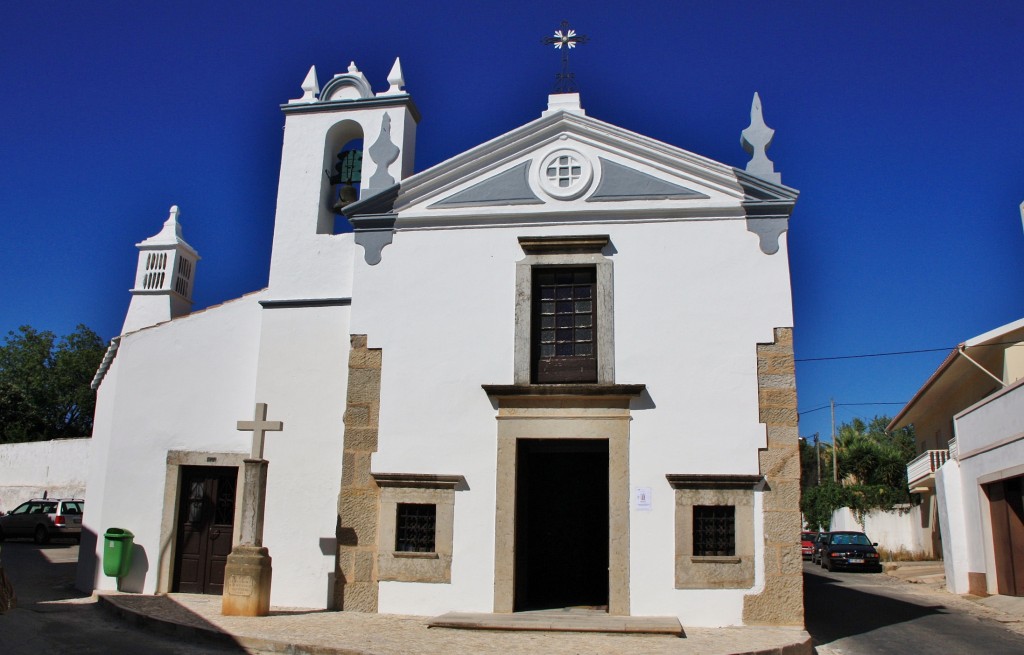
left=371, top=110, right=797, bottom=228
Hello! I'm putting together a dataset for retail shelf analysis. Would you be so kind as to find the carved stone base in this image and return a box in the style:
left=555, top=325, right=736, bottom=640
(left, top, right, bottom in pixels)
left=221, top=545, right=272, bottom=617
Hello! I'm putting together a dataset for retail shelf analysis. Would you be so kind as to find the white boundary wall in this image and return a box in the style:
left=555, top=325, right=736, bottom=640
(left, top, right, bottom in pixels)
left=0, top=438, right=91, bottom=512
left=830, top=505, right=929, bottom=554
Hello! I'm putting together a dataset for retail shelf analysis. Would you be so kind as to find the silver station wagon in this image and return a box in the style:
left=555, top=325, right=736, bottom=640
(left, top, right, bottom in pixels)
left=0, top=498, right=84, bottom=544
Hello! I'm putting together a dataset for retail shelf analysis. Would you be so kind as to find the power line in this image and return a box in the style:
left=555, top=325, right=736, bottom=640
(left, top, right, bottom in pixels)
left=796, top=347, right=949, bottom=362
left=795, top=338, right=1024, bottom=363
left=798, top=401, right=907, bottom=416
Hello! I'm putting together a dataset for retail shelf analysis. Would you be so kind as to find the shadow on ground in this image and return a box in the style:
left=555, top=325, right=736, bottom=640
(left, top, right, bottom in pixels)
left=803, top=565, right=947, bottom=644
left=0, top=541, right=252, bottom=654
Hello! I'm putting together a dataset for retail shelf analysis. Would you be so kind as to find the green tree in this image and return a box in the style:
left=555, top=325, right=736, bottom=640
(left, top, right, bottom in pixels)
left=799, top=415, right=917, bottom=530
left=0, top=325, right=106, bottom=443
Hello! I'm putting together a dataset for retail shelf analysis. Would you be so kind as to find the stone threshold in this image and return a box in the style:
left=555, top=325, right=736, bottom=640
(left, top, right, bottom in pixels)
left=427, top=609, right=684, bottom=636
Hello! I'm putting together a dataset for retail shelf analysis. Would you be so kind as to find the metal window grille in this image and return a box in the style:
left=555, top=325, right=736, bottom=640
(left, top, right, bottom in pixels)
left=532, top=267, right=597, bottom=383
left=693, top=506, right=735, bottom=556
left=395, top=503, right=436, bottom=553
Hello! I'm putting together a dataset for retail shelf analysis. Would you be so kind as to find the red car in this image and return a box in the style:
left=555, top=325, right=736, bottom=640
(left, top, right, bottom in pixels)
left=801, top=531, right=818, bottom=560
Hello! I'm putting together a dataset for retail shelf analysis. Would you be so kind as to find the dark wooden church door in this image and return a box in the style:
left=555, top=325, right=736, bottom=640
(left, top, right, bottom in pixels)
left=173, top=466, right=237, bottom=594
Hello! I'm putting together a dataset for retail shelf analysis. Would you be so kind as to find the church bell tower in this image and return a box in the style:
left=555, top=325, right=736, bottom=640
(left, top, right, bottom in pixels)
left=121, top=205, right=200, bottom=334
left=266, top=58, right=419, bottom=298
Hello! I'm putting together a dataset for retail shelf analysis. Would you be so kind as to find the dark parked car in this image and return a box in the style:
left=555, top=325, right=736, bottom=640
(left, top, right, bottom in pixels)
left=801, top=531, right=818, bottom=560
left=0, top=498, right=84, bottom=544
left=811, top=531, right=830, bottom=565
left=821, top=531, right=882, bottom=572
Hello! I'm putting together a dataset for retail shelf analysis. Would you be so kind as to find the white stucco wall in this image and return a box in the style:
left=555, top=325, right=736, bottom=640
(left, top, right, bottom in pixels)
left=254, top=301, right=352, bottom=608
left=354, top=214, right=793, bottom=624
left=79, top=292, right=266, bottom=594
left=829, top=505, right=929, bottom=554
left=935, top=461, right=970, bottom=593
left=0, top=438, right=91, bottom=513
left=946, top=382, right=1024, bottom=595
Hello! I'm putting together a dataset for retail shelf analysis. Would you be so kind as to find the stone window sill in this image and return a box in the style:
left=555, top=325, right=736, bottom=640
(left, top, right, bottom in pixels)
left=691, top=556, right=742, bottom=564
left=393, top=551, right=439, bottom=560
left=482, top=383, right=646, bottom=397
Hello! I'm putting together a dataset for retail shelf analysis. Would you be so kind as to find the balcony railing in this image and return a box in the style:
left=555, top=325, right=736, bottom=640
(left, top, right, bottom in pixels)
left=907, top=449, right=950, bottom=486
left=948, top=437, right=958, bottom=461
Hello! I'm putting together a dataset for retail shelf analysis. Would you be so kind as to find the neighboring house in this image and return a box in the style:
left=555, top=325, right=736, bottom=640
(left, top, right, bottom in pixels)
left=889, top=319, right=1024, bottom=595
left=77, top=59, right=805, bottom=627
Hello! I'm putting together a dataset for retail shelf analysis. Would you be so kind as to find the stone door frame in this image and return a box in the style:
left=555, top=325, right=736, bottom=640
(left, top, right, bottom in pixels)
left=157, top=451, right=247, bottom=594
left=486, top=389, right=638, bottom=616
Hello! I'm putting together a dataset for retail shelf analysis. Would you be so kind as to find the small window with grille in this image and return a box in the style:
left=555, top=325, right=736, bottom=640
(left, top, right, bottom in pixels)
left=532, top=267, right=597, bottom=383
left=693, top=506, right=735, bottom=557
left=395, top=503, right=436, bottom=553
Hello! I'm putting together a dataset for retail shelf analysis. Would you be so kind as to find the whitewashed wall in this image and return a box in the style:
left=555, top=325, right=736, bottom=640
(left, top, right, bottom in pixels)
left=936, top=461, right=970, bottom=593
left=255, top=301, right=353, bottom=608
left=355, top=215, right=793, bottom=625
left=829, top=505, right=929, bottom=554
left=0, top=438, right=91, bottom=513
left=941, top=382, right=1024, bottom=595
left=78, top=293, right=265, bottom=594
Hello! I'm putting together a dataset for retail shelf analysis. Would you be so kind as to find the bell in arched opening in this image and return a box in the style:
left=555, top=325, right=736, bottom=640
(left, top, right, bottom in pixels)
left=325, top=148, right=363, bottom=213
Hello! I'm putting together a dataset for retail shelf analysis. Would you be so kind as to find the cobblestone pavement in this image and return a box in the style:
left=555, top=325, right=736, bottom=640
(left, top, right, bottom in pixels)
left=100, top=593, right=812, bottom=655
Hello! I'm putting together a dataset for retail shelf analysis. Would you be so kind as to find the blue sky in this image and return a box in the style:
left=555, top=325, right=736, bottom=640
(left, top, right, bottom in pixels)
left=2, top=2, right=1023, bottom=442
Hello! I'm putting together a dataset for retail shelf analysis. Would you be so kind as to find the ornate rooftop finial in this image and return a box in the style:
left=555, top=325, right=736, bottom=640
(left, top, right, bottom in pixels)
left=542, top=21, right=588, bottom=93
left=381, top=57, right=405, bottom=96
left=289, top=65, right=320, bottom=104
left=741, top=92, right=781, bottom=184
left=156, top=205, right=183, bottom=241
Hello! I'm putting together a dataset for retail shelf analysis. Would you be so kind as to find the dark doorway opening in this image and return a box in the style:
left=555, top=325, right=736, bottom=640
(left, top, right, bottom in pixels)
left=514, top=439, right=608, bottom=611
left=987, top=475, right=1024, bottom=596
left=172, top=466, right=237, bottom=595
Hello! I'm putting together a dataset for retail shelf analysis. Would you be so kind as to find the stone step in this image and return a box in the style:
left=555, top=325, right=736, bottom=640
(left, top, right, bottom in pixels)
left=428, top=610, right=684, bottom=636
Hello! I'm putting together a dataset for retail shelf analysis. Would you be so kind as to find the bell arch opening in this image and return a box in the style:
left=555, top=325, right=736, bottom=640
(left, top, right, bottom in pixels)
left=319, top=119, right=365, bottom=235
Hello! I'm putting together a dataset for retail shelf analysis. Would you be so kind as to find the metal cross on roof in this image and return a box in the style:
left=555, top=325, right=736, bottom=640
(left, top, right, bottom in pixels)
left=542, top=21, right=589, bottom=93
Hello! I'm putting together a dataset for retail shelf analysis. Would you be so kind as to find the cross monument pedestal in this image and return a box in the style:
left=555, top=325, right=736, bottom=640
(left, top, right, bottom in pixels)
left=222, top=403, right=282, bottom=617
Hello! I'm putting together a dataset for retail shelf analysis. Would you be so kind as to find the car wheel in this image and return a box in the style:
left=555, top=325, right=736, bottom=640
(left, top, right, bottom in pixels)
left=34, top=525, right=49, bottom=545
left=825, top=557, right=833, bottom=572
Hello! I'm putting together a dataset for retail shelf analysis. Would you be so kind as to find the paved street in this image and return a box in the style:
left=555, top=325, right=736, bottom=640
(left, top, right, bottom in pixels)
left=0, top=541, right=249, bottom=655
left=804, top=561, right=1024, bottom=654
left=6, top=539, right=1024, bottom=654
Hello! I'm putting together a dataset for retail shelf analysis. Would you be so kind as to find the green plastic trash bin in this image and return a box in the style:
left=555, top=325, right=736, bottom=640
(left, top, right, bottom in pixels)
left=102, top=528, right=134, bottom=578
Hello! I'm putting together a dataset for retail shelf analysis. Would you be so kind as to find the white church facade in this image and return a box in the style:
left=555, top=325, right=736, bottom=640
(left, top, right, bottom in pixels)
left=78, top=58, right=804, bottom=628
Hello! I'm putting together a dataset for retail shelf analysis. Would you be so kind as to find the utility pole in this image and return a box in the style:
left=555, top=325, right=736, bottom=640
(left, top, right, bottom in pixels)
left=831, top=398, right=838, bottom=483
left=814, top=432, right=821, bottom=485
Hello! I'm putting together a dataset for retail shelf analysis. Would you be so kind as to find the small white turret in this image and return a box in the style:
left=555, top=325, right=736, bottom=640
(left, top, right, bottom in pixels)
left=121, top=205, right=200, bottom=334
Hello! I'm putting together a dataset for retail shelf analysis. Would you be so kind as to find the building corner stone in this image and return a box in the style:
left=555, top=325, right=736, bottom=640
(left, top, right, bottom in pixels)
left=744, top=327, right=804, bottom=626
left=335, top=334, right=382, bottom=612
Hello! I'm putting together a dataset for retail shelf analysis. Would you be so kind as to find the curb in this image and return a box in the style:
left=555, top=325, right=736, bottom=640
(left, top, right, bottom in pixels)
left=97, top=594, right=372, bottom=655
left=97, top=593, right=813, bottom=655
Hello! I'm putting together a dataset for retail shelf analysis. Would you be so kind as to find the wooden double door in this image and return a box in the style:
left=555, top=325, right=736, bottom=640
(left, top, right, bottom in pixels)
left=173, top=466, right=237, bottom=595
left=987, top=475, right=1024, bottom=597
left=513, top=439, right=609, bottom=611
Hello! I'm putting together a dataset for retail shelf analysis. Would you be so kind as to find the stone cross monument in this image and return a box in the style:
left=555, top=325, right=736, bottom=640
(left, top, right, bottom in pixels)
left=222, top=402, right=283, bottom=617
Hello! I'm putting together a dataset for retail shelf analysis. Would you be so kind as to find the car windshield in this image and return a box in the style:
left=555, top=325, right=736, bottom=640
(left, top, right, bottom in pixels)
left=830, top=533, right=871, bottom=546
